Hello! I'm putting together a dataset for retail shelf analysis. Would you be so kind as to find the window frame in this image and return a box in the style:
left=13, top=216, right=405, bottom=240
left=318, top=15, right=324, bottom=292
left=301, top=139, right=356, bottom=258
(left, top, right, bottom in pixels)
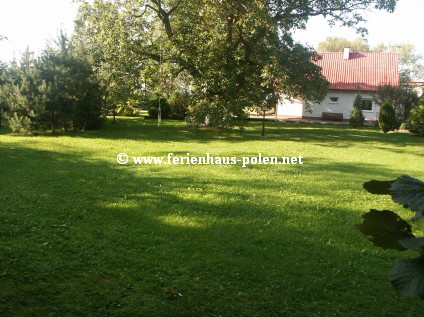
left=329, top=96, right=339, bottom=104
left=361, top=99, right=374, bottom=112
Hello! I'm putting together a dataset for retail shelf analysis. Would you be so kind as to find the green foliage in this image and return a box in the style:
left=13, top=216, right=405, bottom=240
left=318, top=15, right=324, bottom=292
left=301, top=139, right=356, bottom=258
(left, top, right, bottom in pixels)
left=1, top=51, right=49, bottom=135
left=349, top=93, right=365, bottom=128
left=407, top=103, right=424, bottom=136
left=39, top=32, right=105, bottom=131
left=168, top=92, right=190, bottom=120
left=7, top=112, right=38, bottom=135
left=390, top=256, right=424, bottom=298
left=358, top=175, right=424, bottom=298
left=73, top=1, right=146, bottom=108
left=317, top=37, right=370, bottom=52
left=117, top=101, right=139, bottom=117
left=74, top=0, right=398, bottom=128
left=0, top=61, right=9, bottom=127
left=147, top=96, right=171, bottom=119
left=186, top=96, right=248, bottom=129
left=0, top=33, right=105, bottom=134
left=378, top=102, right=397, bottom=133
left=374, top=85, right=419, bottom=122
left=399, top=122, right=408, bottom=130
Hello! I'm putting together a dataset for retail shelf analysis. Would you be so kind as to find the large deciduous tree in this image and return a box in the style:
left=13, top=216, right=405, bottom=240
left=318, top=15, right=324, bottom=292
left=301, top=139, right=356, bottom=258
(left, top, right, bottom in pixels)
left=75, top=0, right=398, bottom=127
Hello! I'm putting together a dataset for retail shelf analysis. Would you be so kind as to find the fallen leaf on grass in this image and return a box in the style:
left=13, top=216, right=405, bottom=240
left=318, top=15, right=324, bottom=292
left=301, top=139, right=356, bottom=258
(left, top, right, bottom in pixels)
left=164, top=290, right=182, bottom=298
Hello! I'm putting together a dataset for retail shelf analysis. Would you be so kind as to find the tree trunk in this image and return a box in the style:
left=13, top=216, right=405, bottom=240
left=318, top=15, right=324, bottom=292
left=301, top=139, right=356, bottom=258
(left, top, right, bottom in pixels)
left=261, top=109, right=266, bottom=137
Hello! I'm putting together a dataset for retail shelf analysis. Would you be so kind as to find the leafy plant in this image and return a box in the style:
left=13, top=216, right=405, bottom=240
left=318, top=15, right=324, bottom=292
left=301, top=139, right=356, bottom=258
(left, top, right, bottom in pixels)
left=169, top=92, right=190, bottom=120
left=374, top=85, right=419, bottom=122
left=117, top=101, right=138, bottom=117
left=349, top=93, right=365, bottom=128
left=358, top=175, right=424, bottom=297
left=378, top=102, right=397, bottom=133
left=146, top=96, right=171, bottom=119
left=399, top=122, right=408, bottom=130
left=407, top=103, right=424, bottom=136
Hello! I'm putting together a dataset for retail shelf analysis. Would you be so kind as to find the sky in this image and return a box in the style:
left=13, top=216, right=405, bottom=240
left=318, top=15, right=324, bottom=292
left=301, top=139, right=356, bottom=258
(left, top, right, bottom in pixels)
left=0, top=0, right=423, bottom=62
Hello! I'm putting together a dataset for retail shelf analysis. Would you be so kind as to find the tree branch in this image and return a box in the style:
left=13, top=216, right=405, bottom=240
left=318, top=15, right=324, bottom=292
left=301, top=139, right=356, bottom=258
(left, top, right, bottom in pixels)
left=169, top=0, right=183, bottom=15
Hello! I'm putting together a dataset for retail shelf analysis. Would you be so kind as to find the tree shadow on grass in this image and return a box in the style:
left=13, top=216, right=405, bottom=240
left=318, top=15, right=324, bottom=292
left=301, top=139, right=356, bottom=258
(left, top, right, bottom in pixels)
left=62, top=118, right=424, bottom=151
left=2, top=118, right=423, bottom=156
left=1, top=144, right=423, bottom=316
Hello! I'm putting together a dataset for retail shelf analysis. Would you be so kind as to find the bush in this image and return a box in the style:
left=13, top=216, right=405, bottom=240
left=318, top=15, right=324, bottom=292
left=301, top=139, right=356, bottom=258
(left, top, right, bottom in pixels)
left=407, top=103, right=424, bottom=136
left=378, top=102, right=397, bottom=133
left=350, top=108, right=365, bottom=128
left=169, top=92, right=190, bottom=120
left=147, top=97, right=171, bottom=119
left=374, top=85, right=419, bottom=122
left=399, top=122, right=407, bottom=130
left=349, top=93, right=365, bottom=128
left=117, top=102, right=138, bottom=117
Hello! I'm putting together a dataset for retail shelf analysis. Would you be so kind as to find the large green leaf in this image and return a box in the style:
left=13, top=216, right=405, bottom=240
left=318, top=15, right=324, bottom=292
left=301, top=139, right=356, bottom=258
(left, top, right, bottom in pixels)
left=390, top=256, right=424, bottom=298
left=400, top=237, right=424, bottom=251
left=363, top=179, right=395, bottom=195
left=390, top=175, right=424, bottom=220
left=357, top=209, right=414, bottom=250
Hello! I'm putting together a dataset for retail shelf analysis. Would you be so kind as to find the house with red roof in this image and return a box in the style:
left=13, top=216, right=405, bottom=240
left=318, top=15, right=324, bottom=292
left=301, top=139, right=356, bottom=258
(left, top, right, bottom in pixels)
left=276, top=48, right=400, bottom=122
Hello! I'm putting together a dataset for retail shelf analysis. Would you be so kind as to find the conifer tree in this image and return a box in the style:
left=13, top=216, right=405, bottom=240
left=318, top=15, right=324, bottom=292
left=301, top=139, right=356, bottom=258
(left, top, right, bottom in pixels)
left=378, top=102, right=397, bottom=133
left=3, top=51, right=49, bottom=135
left=350, top=93, right=365, bottom=128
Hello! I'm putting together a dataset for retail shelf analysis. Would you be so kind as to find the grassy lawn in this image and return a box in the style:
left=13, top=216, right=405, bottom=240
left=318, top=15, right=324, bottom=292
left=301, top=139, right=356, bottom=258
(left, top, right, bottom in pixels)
left=1, top=117, right=424, bottom=316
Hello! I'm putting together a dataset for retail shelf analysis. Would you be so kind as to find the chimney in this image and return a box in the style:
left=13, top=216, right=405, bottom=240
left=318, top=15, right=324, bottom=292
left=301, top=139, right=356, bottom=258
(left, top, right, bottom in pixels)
left=343, top=47, right=350, bottom=60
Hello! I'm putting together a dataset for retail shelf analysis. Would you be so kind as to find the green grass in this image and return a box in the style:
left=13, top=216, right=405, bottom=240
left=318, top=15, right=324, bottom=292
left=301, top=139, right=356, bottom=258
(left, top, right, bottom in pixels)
left=1, top=117, right=424, bottom=316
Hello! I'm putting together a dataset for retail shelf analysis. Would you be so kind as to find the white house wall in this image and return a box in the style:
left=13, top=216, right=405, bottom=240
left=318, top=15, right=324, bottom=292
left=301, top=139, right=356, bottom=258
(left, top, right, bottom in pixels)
left=276, top=96, right=303, bottom=117
left=277, top=90, right=380, bottom=121
left=305, top=91, right=379, bottom=121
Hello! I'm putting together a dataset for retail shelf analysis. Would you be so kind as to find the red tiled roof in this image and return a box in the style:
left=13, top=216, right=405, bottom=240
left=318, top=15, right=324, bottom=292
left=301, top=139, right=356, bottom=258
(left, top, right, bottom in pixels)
left=313, top=52, right=400, bottom=91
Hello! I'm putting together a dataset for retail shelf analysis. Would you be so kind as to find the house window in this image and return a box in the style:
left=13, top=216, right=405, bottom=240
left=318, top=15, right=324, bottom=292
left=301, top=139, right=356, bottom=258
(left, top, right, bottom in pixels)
left=361, top=100, right=373, bottom=111
left=329, top=97, right=339, bottom=103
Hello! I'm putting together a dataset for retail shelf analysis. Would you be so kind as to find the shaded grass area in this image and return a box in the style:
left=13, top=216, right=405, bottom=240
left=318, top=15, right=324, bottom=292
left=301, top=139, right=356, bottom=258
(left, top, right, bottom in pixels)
left=1, top=117, right=424, bottom=316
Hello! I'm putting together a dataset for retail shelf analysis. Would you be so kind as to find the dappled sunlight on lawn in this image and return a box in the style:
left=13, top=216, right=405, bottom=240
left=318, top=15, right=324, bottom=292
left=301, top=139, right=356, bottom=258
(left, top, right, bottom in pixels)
left=1, top=118, right=424, bottom=316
